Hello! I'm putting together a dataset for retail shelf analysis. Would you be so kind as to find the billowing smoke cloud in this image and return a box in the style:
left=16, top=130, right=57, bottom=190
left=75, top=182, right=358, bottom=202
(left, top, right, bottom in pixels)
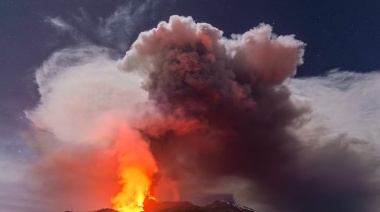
left=28, top=15, right=380, bottom=212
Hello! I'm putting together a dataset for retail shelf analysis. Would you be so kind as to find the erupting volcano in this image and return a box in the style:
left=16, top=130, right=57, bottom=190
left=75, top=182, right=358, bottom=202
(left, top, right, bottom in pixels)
left=28, top=15, right=380, bottom=212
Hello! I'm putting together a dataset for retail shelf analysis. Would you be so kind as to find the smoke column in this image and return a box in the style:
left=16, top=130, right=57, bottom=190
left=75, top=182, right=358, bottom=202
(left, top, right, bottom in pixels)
left=28, top=16, right=380, bottom=212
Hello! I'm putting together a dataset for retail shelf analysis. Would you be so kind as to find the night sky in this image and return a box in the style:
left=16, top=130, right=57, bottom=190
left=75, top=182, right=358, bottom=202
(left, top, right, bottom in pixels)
left=1, top=1, right=380, bottom=211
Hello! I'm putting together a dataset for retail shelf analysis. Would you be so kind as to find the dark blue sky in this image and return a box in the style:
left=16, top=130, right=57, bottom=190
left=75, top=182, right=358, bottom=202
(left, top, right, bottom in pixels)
left=0, top=0, right=380, bottom=162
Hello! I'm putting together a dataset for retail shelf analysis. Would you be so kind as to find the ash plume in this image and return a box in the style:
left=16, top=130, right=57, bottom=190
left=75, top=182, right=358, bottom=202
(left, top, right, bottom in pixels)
left=119, top=16, right=380, bottom=212
left=28, top=15, right=380, bottom=212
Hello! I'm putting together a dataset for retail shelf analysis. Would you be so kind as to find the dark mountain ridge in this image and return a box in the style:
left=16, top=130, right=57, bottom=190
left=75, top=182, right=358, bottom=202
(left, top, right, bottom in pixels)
left=67, top=200, right=258, bottom=212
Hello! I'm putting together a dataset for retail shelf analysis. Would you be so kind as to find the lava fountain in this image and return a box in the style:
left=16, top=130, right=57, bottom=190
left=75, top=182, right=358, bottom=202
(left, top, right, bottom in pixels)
left=111, top=125, right=158, bottom=212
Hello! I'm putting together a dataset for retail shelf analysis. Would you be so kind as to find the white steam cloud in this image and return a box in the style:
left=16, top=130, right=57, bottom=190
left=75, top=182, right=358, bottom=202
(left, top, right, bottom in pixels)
left=289, top=70, right=380, bottom=144
left=29, top=46, right=147, bottom=144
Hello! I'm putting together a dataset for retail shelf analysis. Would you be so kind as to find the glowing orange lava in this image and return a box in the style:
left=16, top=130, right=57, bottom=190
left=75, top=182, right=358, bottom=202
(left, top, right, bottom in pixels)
left=111, top=167, right=154, bottom=212
left=110, top=125, right=158, bottom=212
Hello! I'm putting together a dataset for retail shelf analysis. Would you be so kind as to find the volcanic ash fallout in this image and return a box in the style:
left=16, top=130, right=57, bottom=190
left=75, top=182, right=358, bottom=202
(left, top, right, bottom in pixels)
left=27, top=15, right=380, bottom=212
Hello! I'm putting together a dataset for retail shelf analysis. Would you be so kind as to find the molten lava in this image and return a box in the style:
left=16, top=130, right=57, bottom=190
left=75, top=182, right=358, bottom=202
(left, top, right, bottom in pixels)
left=110, top=126, right=158, bottom=212
left=111, top=167, right=155, bottom=212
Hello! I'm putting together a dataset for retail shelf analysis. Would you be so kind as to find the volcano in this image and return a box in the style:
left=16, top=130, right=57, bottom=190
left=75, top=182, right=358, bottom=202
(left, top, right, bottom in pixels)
left=67, top=200, right=257, bottom=212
